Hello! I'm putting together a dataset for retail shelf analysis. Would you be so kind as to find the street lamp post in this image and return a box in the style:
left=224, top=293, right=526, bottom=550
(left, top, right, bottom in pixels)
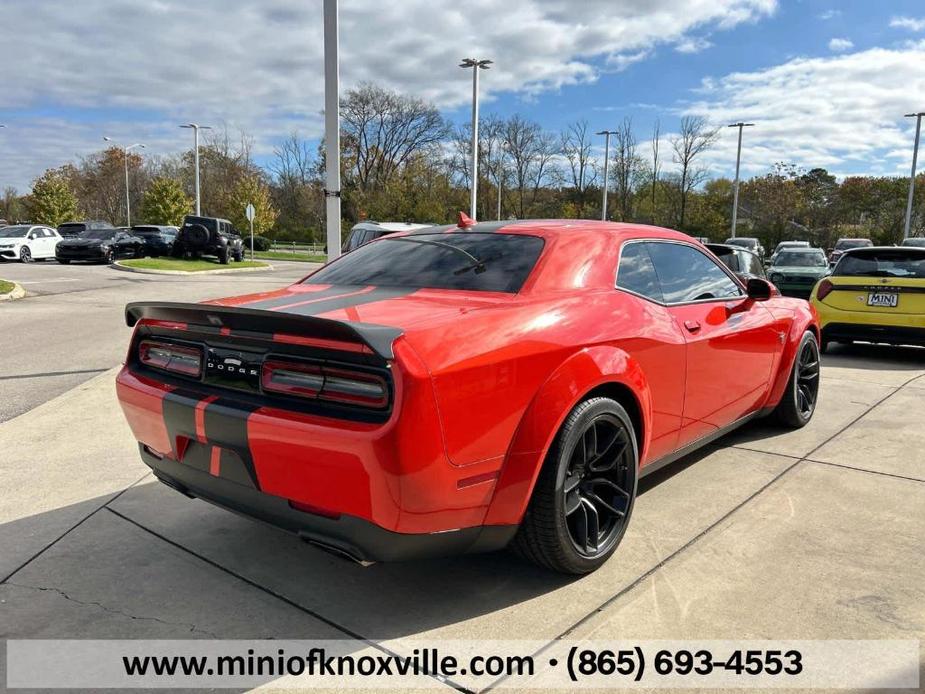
left=323, top=0, right=342, bottom=261
left=727, top=122, right=754, bottom=238
left=180, top=123, right=212, bottom=216
left=104, top=137, right=146, bottom=227
left=596, top=130, right=617, bottom=221
left=903, top=112, right=924, bottom=240
left=460, top=58, right=492, bottom=220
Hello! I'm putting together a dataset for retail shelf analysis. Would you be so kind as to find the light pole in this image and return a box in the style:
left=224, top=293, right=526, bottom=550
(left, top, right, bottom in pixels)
left=104, top=137, right=146, bottom=227
left=596, top=130, right=617, bottom=221
left=460, top=58, right=492, bottom=220
left=180, top=123, right=212, bottom=216
left=323, top=0, right=342, bottom=261
left=903, top=112, right=924, bottom=239
left=727, top=122, right=754, bottom=238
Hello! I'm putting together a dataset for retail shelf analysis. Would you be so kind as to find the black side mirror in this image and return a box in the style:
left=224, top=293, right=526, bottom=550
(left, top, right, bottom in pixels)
left=746, top=277, right=773, bottom=301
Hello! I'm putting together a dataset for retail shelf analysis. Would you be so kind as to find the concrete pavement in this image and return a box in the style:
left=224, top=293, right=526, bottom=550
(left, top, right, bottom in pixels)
left=0, top=260, right=316, bottom=421
left=1, top=342, right=923, bottom=692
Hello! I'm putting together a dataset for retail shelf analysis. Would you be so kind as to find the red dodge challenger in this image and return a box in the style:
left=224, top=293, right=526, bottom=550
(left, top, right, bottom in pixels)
left=116, top=218, right=820, bottom=574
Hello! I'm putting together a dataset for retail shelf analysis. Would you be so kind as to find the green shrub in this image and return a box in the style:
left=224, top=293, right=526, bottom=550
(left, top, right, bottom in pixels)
left=245, top=235, right=272, bottom=251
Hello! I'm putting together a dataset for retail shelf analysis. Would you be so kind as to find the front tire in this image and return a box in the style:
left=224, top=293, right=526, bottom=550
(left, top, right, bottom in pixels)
left=512, top=397, right=638, bottom=574
left=773, top=331, right=820, bottom=428
left=20, top=246, right=32, bottom=263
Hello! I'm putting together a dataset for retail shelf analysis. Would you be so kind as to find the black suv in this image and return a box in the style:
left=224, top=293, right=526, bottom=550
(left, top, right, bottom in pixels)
left=57, top=220, right=114, bottom=239
left=171, top=216, right=244, bottom=264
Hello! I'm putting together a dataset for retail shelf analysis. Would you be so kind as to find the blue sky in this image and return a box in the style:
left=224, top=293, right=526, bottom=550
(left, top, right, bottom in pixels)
left=1, top=0, right=924, bottom=191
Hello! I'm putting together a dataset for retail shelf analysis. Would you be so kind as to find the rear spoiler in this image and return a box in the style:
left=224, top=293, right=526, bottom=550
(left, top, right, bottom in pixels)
left=125, top=301, right=403, bottom=360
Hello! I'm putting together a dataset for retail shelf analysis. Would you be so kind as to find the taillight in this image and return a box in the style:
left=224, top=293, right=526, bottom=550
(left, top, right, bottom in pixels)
left=816, top=278, right=834, bottom=301
left=260, top=359, right=324, bottom=398
left=262, top=359, right=388, bottom=408
left=138, top=340, right=202, bottom=377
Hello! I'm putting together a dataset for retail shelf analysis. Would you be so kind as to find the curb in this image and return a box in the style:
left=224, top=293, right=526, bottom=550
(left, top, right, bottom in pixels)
left=112, top=261, right=273, bottom=276
left=0, top=281, right=26, bottom=301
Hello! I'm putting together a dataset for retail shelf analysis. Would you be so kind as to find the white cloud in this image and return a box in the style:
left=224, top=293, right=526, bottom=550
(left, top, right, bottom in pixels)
left=890, top=16, right=925, bottom=32
left=0, top=0, right=778, bottom=190
left=828, top=37, right=854, bottom=52
left=684, top=45, right=925, bottom=178
left=818, top=10, right=840, bottom=20
left=675, top=36, right=714, bottom=54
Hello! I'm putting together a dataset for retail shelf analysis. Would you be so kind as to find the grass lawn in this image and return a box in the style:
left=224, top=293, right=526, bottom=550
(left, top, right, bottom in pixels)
left=0, top=279, right=15, bottom=295
left=119, top=258, right=269, bottom=272
left=254, top=250, right=326, bottom=263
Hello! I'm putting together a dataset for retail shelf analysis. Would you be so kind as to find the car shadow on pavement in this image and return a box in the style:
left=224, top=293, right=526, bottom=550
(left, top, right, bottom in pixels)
left=1, top=448, right=714, bottom=650
left=823, top=342, right=925, bottom=371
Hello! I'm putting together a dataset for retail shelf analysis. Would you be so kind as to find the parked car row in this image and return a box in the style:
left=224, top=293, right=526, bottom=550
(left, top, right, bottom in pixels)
left=0, top=215, right=251, bottom=265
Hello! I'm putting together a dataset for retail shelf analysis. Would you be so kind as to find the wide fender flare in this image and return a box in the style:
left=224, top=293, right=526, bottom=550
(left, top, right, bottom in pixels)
left=765, top=302, right=820, bottom=408
left=482, top=345, right=652, bottom=526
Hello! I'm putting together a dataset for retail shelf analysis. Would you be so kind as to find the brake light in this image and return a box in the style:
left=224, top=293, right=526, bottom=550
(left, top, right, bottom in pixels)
left=138, top=340, right=202, bottom=377
left=816, top=278, right=834, bottom=301
left=261, top=359, right=323, bottom=398
left=261, top=359, right=388, bottom=408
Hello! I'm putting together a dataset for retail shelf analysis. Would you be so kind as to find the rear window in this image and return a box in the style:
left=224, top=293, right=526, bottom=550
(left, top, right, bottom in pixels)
left=774, top=251, right=827, bottom=267
left=58, top=223, right=84, bottom=233
left=183, top=217, right=218, bottom=233
left=835, top=249, right=925, bottom=278
left=306, top=232, right=545, bottom=293
left=834, top=239, right=872, bottom=250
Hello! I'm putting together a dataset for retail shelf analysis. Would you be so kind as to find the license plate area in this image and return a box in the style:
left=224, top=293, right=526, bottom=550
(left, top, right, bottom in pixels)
left=867, top=292, right=898, bottom=308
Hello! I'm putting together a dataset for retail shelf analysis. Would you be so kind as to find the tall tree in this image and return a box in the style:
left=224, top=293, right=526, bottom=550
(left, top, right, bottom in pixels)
left=341, top=83, right=449, bottom=192
left=29, top=169, right=79, bottom=227
left=228, top=174, right=278, bottom=236
left=140, top=177, right=191, bottom=226
left=560, top=119, right=598, bottom=217
left=650, top=119, right=661, bottom=223
left=612, top=117, right=642, bottom=221
left=503, top=115, right=542, bottom=218
left=670, top=116, right=719, bottom=229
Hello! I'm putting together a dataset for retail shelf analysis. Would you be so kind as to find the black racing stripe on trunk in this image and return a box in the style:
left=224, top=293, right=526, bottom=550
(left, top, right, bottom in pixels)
left=239, top=285, right=367, bottom=311
left=218, top=448, right=254, bottom=487
left=202, top=398, right=260, bottom=489
left=273, top=287, right=416, bottom=317
left=161, top=388, right=201, bottom=450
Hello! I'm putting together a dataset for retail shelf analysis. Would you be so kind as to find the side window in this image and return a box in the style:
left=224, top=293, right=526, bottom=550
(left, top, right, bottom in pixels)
left=746, top=253, right=765, bottom=277
left=647, top=242, right=742, bottom=304
left=616, top=242, right=663, bottom=302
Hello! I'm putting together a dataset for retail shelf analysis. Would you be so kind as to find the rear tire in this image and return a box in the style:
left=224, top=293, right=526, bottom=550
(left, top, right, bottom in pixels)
left=773, top=331, right=820, bottom=429
left=218, top=247, right=230, bottom=264
left=511, top=397, right=638, bottom=574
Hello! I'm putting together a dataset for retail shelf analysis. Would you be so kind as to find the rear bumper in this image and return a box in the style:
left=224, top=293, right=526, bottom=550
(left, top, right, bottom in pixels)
left=822, top=322, right=925, bottom=346
left=141, top=444, right=516, bottom=562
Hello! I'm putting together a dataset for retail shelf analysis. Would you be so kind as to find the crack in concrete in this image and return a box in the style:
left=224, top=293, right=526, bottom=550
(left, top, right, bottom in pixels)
left=6, top=581, right=219, bottom=638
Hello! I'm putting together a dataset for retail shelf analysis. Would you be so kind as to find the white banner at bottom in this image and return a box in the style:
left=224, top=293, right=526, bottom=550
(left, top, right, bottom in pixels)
left=5, top=639, right=921, bottom=689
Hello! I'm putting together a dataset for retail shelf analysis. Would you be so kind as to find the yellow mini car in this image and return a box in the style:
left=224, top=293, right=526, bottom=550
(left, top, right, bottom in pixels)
left=811, top=246, right=925, bottom=352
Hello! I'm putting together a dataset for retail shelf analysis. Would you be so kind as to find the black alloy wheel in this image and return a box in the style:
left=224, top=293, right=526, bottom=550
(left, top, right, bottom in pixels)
left=562, top=413, right=635, bottom=558
left=773, top=331, right=820, bottom=428
left=512, top=397, right=638, bottom=574
left=795, top=338, right=820, bottom=419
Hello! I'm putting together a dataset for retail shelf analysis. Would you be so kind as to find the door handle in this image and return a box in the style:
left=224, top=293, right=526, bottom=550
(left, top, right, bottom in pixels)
left=684, top=320, right=701, bottom=333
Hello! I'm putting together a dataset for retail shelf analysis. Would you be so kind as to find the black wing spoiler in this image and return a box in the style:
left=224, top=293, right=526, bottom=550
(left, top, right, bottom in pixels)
left=125, top=301, right=403, bottom=360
